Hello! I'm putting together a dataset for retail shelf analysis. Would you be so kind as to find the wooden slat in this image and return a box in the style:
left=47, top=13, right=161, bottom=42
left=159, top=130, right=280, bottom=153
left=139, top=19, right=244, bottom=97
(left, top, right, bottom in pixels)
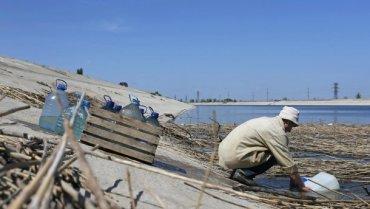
left=84, top=125, right=157, bottom=154
left=88, top=116, right=160, bottom=145
left=89, top=108, right=163, bottom=135
left=81, top=134, right=154, bottom=163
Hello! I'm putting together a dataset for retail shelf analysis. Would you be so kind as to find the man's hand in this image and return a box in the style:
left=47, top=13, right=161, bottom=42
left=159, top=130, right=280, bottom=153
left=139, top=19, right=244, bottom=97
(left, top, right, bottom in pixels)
left=289, top=172, right=309, bottom=192
left=300, top=186, right=311, bottom=192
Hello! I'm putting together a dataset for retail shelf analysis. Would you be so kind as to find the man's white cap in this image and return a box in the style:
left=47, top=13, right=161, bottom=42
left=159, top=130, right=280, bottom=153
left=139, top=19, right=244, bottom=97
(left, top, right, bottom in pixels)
left=279, top=106, right=299, bottom=126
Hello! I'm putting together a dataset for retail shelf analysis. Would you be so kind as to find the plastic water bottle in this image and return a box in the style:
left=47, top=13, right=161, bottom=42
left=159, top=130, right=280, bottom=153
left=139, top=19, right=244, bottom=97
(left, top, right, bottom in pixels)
left=39, top=79, right=69, bottom=132
left=122, top=95, right=146, bottom=122
left=303, top=172, right=340, bottom=192
left=55, top=100, right=90, bottom=140
left=146, top=106, right=160, bottom=127
left=102, top=95, right=122, bottom=113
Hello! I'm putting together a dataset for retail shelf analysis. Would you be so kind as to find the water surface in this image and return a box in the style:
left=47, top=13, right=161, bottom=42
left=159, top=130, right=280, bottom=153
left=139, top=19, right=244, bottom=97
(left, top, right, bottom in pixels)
left=176, top=105, right=370, bottom=124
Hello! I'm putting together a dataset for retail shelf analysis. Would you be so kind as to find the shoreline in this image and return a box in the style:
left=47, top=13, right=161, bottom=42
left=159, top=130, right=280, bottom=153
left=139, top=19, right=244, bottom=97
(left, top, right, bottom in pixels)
left=192, top=99, right=370, bottom=106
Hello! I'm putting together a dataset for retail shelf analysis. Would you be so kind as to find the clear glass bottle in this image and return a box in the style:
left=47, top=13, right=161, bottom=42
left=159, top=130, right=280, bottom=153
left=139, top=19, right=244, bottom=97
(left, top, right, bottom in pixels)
left=39, top=79, right=69, bottom=132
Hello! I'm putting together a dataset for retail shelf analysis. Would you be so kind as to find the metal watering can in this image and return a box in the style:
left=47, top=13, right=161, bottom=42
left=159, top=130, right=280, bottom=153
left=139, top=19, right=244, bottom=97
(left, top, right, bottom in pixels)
left=102, top=95, right=122, bottom=113
left=146, top=106, right=160, bottom=127
left=122, top=95, right=146, bottom=122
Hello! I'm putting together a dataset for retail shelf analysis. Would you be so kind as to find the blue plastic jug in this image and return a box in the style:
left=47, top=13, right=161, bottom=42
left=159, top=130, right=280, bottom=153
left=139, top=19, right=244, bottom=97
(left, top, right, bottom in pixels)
left=122, top=95, right=146, bottom=122
left=102, top=95, right=115, bottom=111
left=102, top=95, right=122, bottom=113
left=39, top=79, right=69, bottom=132
left=146, top=107, right=160, bottom=127
left=55, top=99, right=90, bottom=140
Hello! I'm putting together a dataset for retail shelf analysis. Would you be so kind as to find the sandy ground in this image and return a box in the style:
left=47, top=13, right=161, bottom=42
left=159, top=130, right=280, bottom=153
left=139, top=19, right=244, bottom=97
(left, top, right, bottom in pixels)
left=0, top=91, right=272, bottom=209
left=0, top=55, right=192, bottom=121
left=0, top=56, right=273, bottom=208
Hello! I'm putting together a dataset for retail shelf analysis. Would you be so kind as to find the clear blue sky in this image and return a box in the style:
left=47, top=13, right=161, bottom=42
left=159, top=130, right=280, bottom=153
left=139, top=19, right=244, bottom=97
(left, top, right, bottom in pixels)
left=1, top=0, right=370, bottom=101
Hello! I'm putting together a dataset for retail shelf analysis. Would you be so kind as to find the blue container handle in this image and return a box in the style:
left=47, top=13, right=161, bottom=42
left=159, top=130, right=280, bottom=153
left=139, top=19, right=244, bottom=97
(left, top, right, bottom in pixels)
left=148, top=106, right=159, bottom=117
left=129, top=94, right=141, bottom=105
left=103, top=95, right=115, bottom=110
left=56, top=79, right=67, bottom=91
left=103, top=95, right=112, bottom=102
left=148, top=106, right=154, bottom=113
left=139, top=105, right=147, bottom=114
left=82, top=100, right=91, bottom=109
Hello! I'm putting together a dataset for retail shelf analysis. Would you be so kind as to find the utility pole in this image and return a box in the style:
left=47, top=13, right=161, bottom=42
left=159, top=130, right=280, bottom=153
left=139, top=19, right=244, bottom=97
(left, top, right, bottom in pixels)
left=307, top=88, right=310, bottom=100
left=333, top=83, right=339, bottom=99
left=266, top=88, right=269, bottom=102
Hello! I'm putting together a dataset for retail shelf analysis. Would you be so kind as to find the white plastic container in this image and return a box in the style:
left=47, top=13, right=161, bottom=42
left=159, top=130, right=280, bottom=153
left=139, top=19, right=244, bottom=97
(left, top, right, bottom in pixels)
left=303, top=172, right=340, bottom=192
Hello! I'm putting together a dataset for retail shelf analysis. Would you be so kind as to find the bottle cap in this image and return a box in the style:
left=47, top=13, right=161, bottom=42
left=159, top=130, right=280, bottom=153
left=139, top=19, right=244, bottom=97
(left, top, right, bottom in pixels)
left=56, top=79, right=67, bottom=91
left=57, top=83, right=67, bottom=91
left=129, top=94, right=141, bottom=105
left=151, top=112, right=159, bottom=119
left=82, top=100, right=91, bottom=109
left=132, top=98, right=140, bottom=106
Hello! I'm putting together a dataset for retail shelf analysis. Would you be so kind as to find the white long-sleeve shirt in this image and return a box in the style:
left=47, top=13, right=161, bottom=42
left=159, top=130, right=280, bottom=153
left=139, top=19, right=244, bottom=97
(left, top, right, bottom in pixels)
left=218, top=116, right=297, bottom=173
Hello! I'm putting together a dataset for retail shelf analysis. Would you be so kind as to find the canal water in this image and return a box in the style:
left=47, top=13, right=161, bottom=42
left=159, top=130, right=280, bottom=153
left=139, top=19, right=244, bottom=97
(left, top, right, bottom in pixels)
left=176, top=105, right=370, bottom=125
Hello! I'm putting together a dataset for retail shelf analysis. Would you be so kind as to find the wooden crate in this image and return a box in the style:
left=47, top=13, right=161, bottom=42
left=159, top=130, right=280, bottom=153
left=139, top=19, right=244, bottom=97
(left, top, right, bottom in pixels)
left=81, top=108, right=163, bottom=164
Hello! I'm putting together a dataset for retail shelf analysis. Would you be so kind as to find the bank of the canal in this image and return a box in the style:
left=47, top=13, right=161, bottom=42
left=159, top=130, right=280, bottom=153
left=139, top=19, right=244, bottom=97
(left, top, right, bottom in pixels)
left=163, top=122, right=370, bottom=205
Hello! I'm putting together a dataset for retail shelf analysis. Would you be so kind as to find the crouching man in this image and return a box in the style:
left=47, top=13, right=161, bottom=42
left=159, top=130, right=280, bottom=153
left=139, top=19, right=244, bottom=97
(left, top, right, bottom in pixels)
left=218, top=106, right=309, bottom=192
